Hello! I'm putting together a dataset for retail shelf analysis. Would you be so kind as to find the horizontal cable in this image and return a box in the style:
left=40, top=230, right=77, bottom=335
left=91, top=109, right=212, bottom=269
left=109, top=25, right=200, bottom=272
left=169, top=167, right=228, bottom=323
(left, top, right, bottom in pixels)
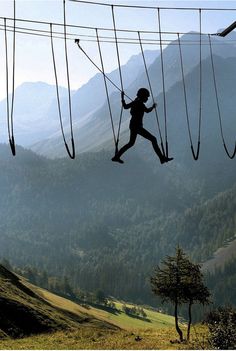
left=0, top=15, right=212, bottom=35
left=68, top=0, right=236, bottom=11
left=1, top=24, right=235, bottom=46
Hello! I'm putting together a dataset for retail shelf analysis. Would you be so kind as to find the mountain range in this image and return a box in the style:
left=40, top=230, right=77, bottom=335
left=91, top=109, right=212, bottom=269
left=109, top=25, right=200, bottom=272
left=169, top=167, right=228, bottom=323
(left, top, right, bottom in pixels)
left=0, top=50, right=157, bottom=149
left=29, top=31, right=236, bottom=158
left=0, top=30, right=235, bottom=310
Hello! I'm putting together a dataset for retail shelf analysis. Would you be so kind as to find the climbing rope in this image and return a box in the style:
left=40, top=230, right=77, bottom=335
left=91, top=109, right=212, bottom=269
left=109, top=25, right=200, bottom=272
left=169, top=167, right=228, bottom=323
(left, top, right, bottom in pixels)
left=208, top=34, right=236, bottom=159
left=62, top=0, right=75, bottom=159
left=4, top=4, right=16, bottom=156
left=95, top=28, right=117, bottom=148
left=75, top=39, right=132, bottom=101
left=157, top=8, right=168, bottom=157
left=49, top=0, right=75, bottom=159
left=137, top=31, right=165, bottom=155
left=50, top=22, right=75, bottom=159
left=177, top=10, right=202, bottom=160
left=111, top=5, right=124, bottom=154
left=196, top=8, right=202, bottom=160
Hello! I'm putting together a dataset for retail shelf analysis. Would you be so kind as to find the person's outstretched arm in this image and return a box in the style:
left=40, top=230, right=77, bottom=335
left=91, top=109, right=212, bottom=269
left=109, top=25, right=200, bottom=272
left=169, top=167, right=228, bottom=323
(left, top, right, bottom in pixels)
left=121, top=91, right=132, bottom=109
left=145, top=102, right=157, bottom=113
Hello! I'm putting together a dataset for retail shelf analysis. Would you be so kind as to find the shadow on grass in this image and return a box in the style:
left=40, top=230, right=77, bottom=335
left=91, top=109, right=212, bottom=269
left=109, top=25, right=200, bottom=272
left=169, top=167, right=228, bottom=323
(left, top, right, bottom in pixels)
left=125, top=313, right=151, bottom=323
left=87, top=303, right=121, bottom=315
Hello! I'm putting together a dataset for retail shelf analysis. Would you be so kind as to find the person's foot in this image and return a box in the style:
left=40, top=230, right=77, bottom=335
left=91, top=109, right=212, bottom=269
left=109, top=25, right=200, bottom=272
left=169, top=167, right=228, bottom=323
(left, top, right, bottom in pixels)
left=160, top=156, right=174, bottom=164
left=165, top=157, right=173, bottom=162
left=112, top=156, right=124, bottom=164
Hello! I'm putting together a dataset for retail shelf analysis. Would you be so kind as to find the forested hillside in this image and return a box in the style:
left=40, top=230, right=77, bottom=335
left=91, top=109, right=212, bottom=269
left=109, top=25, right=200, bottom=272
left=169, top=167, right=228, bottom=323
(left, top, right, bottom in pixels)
left=31, top=32, right=236, bottom=158
left=0, top=27, right=235, bottom=314
left=0, top=143, right=235, bottom=308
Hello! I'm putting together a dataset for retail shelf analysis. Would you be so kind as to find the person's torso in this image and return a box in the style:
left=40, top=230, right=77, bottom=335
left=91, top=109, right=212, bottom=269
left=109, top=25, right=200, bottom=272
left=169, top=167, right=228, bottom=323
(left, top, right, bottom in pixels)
left=130, top=99, right=145, bottom=128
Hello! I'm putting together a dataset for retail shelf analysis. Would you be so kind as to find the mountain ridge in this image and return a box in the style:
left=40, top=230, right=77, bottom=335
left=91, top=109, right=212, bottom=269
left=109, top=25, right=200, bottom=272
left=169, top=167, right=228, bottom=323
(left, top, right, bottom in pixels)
left=0, top=263, right=117, bottom=339
left=0, top=144, right=235, bottom=307
left=30, top=32, right=236, bottom=159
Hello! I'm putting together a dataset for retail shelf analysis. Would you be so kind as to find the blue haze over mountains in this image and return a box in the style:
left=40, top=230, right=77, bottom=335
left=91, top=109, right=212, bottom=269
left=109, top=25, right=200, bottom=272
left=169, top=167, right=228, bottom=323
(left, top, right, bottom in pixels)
left=0, top=32, right=235, bottom=155
left=0, top=31, right=235, bottom=309
left=0, top=50, right=157, bottom=148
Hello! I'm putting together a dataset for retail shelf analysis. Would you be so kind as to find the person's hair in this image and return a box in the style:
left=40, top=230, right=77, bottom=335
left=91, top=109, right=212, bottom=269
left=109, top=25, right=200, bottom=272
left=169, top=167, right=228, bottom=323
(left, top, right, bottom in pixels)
left=137, top=88, right=150, bottom=98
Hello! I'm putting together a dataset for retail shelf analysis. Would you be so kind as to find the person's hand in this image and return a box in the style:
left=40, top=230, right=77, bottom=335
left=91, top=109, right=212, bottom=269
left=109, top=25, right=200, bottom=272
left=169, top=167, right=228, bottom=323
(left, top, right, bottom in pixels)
left=121, top=91, right=125, bottom=99
left=153, top=102, right=157, bottom=109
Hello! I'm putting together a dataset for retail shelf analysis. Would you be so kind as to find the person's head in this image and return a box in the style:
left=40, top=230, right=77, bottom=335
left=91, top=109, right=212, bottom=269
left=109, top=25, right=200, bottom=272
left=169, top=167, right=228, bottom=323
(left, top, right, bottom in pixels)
left=137, top=88, right=150, bottom=102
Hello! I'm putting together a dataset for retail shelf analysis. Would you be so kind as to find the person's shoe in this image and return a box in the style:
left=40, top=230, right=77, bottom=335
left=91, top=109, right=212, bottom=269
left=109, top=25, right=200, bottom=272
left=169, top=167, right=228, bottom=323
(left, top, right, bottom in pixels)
left=165, top=157, right=173, bottom=163
left=160, top=156, right=174, bottom=164
left=160, top=157, right=166, bottom=164
left=112, top=156, right=124, bottom=164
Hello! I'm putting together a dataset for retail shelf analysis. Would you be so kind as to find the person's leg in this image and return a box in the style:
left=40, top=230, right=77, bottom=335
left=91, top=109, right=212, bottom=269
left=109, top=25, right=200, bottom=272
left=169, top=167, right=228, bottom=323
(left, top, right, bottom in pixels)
left=137, top=127, right=165, bottom=161
left=112, top=129, right=137, bottom=163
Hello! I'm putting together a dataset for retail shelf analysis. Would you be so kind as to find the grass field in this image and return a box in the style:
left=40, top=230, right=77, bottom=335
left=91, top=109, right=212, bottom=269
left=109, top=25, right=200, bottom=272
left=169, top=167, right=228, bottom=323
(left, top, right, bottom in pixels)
left=0, top=280, right=209, bottom=350
left=0, top=325, right=209, bottom=350
left=31, top=284, right=176, bottom=330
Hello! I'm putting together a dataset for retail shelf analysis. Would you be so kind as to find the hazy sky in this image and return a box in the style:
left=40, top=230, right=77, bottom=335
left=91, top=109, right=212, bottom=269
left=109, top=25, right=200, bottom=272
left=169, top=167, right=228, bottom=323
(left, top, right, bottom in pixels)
left=0, top=0, right=236, bottom=99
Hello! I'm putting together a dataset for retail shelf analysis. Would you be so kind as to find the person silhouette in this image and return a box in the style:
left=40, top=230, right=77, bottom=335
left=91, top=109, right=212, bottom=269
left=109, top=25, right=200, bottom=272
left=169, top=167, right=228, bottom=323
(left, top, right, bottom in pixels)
left=112, top=88, right=173, bottom=164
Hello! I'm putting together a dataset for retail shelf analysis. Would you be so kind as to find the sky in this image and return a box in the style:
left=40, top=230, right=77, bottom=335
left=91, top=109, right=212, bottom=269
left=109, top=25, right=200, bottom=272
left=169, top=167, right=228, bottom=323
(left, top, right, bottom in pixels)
left=0, top=0, right=236, bottom=100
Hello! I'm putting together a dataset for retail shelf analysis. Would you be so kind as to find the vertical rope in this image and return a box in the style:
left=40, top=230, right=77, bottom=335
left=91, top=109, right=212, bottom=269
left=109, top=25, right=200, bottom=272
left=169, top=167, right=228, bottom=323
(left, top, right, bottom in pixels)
left=50, top=22, right=75, bottom=159
left=208, top=34, right=236, bottom=159
left=111, top=5, right=124, bottom=154
left=4, top=2, right=16, bottom=156
left=50, top=24, right=66, bottom=145
left=111, top=5, right=123, bottom=92
left=63, top=0, right=75, bottom=158
left=177, top=11, right=203, bottom=160
left=157, top=8, right=168, bottom=157
left=95, top=28, right=117, bottom=147
left=194, top=8, right=202, bottom=160
left=137, top=31, right=165, bottom=155
left=4, top=18, right=10, bottom=143
left=177, top=33, right=193, bottom=147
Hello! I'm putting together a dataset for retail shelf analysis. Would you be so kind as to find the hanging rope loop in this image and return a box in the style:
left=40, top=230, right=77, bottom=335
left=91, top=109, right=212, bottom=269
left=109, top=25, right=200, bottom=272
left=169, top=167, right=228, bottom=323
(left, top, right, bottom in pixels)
left=157, top=8, right=168, bottom=157
left=9, top=136, right=16, bottom=156
left=137, top=31, right=165, bottom=155
left=177, top=28, right=202, bottom=161
left=63, top=0, right=75, bottom=159
left=111, top=5, right=124, bottom=92
left=95, top=28, right=117, bottom=148
left=50, top=5, right=75, bottom=159
left=4, top=5, right=16, bottom=156
left=111, top=4, right=125, bottom=154
left=208, top=34, right=236, bottom=159
left=191, top=142, right=200, bottom=160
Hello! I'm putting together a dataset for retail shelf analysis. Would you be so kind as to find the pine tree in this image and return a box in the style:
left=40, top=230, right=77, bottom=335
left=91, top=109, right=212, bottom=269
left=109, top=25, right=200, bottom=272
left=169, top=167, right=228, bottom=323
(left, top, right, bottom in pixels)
left=183, top=262, right=210, bottom=340
left=150, top=246, right=211, bottom=341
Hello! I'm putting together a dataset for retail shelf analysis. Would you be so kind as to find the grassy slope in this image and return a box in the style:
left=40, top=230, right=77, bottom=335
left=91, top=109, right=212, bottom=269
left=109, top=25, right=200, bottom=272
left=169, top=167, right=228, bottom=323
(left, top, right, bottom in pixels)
left=0, top=269, right=209, bottom=349
left=0, top=325, right=209, bottom=350
left=202, top=236, right=236, bottom=272
left=0, top=265, right=116, bottom=339
left=28, top=283, right=175, bottom=330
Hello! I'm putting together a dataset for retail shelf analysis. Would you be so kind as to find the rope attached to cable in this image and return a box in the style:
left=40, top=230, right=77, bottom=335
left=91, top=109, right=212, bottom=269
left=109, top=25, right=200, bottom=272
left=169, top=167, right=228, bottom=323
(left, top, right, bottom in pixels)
left=62, top=0, right=75, bottom=159
left=111, top=5, right=124, bottom=154
left=4, top=4, right=16, bottom=156
left=75, top=39, right=132, bottom=100
left=95, top=28, right=117, bottom=148
left=194, top=8, right=202, bottom=160
left=157, top=8, right=168, bottom=157
left=137, top=31, right=165, bottom=155
left=177, top=12, right=202, bottom=161
left=208, top=34, right=236, bottom=159
left=177, top=33, right=193, bottom=153
left=49, top=1, right=75, bottom=159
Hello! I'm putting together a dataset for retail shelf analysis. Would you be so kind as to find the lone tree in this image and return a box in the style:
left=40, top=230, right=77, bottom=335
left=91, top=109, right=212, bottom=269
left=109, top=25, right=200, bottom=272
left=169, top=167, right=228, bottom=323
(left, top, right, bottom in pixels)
left=183, top=261, right=211, bottom=340
left=150, top=246, right=210, bottom=342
